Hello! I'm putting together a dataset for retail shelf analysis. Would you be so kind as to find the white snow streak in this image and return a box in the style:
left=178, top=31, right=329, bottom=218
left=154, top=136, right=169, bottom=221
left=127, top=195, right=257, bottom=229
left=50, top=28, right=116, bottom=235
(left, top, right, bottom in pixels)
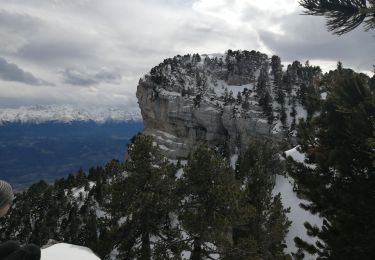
left=41, top=243, right=100, bottom=260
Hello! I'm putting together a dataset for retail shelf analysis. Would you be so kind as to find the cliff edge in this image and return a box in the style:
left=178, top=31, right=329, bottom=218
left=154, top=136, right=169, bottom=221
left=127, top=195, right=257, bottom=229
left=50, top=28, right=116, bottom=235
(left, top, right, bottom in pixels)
left=137, top=50, right=321, bottom=158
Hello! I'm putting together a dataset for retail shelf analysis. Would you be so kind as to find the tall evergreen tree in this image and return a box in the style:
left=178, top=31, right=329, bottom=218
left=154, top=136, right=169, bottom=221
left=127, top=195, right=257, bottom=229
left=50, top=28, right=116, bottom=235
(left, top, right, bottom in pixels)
left=271, top=55, right=285, bottom=106
left=233, top=141, right=291, bottom=260
left=289, top=71, right=375, bottom=259
left=111, top=135, right=180, bottom=260
left=256, top=65, right=270, bottom=99
left=178, top=145, right=242, bottom=260
left=259, top=91, right=274, bottom=124
left=257, top=64, right=274, bottom=123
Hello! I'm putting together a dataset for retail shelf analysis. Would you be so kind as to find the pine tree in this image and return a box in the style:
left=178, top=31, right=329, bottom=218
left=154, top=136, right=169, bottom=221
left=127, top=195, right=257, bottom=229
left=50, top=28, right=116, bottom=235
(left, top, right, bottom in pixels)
left=242, top=95, right=250, bottom=110
left=236, top=91, right=243, bottom=105
left=112, top=135, right=180, bottom=259
left=223, top=87, right=229, bottom=105
left=271, top=55, right=285, bottom=106
left=299, top=0, right=375, bottom=35
left=193, top=94, right=202, bottom=108
left=256, top=65, right=270, bottom=99
left=337, top=61, right=343, bottom=71
left=289, top=70, right=375, bottom=259
left=75, top=167, right=87, bottom=187
left=271, top=56, right=283, bottom=83
left=178, top=145, right=242, bottom=260
left=228, top=90, right=235, bottom=105
left=257, top=64, right=274, bottom=123
left=259, top=91, right=274, bottom=124
left=280, top=104, right=288, bottom=128
left=233, top=141, right=291, bottom=260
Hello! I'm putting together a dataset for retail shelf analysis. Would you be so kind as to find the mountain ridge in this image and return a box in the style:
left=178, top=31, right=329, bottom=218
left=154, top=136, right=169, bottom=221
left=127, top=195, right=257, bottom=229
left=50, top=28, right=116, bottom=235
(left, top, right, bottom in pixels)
left=0, top=104, right=142, bottom=125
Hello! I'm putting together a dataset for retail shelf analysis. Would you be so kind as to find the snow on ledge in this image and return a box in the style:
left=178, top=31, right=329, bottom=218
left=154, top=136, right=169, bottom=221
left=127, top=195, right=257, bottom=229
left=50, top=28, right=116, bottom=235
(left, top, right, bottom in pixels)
left=41, top=243, right=100, bottom=260
left=285, top=146, right=306, bottom=163
left=285, top=146, right=316, bottom=169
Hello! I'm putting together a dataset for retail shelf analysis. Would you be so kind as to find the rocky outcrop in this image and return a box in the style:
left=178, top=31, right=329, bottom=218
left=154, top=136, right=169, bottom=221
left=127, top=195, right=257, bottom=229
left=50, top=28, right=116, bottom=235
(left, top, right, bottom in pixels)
left=136, top=50, right=321, bottom=159
left=137, top=81, right=272, bottom=158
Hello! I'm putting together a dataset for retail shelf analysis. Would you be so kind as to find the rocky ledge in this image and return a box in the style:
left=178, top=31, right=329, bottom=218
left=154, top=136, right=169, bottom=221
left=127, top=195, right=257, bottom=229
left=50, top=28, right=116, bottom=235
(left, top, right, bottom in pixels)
left=137, top=50, right=322, bottom=158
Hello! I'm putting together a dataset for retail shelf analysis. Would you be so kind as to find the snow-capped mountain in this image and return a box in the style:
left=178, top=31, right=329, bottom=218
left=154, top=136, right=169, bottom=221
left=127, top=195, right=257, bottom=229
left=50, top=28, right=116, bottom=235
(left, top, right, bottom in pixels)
left=0, top=104, right=142, bottom=125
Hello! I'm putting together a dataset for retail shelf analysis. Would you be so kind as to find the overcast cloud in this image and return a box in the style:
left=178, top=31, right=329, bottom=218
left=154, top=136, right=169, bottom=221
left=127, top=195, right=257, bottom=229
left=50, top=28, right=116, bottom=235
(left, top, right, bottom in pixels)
left=0, top=0, right=373, bottom=110
left=0, top=57, right=52, bottom=85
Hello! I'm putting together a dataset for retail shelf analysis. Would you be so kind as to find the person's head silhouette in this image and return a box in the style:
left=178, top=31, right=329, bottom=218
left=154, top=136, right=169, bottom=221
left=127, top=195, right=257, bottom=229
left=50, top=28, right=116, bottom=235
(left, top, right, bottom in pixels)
left=0, top=180, right=14, bottom=217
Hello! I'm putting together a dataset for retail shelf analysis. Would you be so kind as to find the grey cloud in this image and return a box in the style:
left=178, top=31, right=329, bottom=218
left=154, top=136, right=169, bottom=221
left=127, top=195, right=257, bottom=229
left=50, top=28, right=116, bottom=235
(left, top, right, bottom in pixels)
left=0, top=10, right=42, bottom=34
left=0, top=9, right=100, bottom=66
left=17, top=38, right=96, bottom=66
left=0, top=10, right=44, bottom=54
left=0, top=57, right=52, bottom=85
left=258, top=13, right=375, bottom=70
left=62, top=67, right=122, bottom=86
left=0, top=0, right=373, bottom=109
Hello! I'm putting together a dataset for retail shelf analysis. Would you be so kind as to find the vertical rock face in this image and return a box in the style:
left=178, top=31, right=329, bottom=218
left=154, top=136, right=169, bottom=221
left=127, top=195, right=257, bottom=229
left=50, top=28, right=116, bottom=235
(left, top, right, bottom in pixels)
left=137, top=50, right=322, bottom=159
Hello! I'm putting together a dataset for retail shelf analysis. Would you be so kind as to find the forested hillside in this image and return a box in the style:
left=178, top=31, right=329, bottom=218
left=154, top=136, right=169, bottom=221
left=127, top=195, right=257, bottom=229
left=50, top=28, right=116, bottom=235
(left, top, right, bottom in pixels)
left=0, top=135, right=291, bottom=260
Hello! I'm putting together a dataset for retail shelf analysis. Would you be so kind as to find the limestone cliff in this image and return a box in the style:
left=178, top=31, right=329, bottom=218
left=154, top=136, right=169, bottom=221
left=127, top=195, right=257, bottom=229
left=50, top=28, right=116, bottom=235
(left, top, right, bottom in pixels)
left=137, top=50, right=322, bottom=158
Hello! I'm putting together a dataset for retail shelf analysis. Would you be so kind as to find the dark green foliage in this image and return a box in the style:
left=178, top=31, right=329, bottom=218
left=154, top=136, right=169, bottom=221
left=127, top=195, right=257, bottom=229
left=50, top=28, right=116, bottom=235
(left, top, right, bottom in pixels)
left=280, top=104, right=288, bottom=127
left=299, top=0, right=374, bottom=35
left=75, top=168, right=87, bottom=186
left=150, top=66, right=168, bottom=85
left=0, top=164, right=119, bottom=259
left=256, top=65, right=270, bottom=98
left=223, top=88, right=236, bottom=106
left=289, top=70, right=375, bottom=259
left=193, top=94, right=202, bottom=108
left=271, top=56, right=283, bottom=86
left=304, top=83, right=321, bottom=120
left=256, top=64, right=274, bottom=124
left=337, top=61, right=343, bottom=71
left=192, top=53, right=201, bottom=63
left=232, top=141, right=291, bottom=260
left=0, top=138, right=293, bottom=260
left=236, top=91, right=243, bottom=105
left=271, top=55, right=285, bottom=106
left=110, top=135, right=180, bottom=259
left=242, top=95, right=250, bottom=110
left=178, top=145, right=242, bottom=259
left=225, top=50, right=267, bottom=82
left=259, top=91, right=274, bottom=124
left=1, top=134, right=293, bottom=260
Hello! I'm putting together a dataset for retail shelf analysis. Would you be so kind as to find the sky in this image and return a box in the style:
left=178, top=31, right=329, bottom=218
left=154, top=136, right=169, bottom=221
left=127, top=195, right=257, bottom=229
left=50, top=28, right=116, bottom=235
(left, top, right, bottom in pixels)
left=0, top=0, right=374, bottom=111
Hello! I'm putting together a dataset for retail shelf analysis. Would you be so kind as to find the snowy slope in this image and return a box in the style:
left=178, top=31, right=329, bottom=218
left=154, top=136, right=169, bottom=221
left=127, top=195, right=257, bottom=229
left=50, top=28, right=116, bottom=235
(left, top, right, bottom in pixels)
left=274, top=147, right=322, bottom=259
left=41, top=243, right=100, bottom=260
left=274, top=175, right=322, bottom=259
left=0, top=104, right=142, bottom=124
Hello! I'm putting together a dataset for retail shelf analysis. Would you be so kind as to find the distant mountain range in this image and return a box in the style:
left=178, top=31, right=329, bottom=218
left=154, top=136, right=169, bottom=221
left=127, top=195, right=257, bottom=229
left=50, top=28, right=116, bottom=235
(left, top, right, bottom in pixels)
left=0, top=105, right=143, bottom=188
left=0, top=105, right=142, bottom=125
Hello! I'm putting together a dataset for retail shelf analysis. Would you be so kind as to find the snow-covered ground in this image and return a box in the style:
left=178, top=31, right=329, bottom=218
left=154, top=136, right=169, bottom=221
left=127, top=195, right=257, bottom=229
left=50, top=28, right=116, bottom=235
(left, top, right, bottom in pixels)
left=285, top=146, right=316, bottom=169
left=273, top=175, right=322, bottom=259
left=41, top=243, right=100, bottom=260
left=274, top=147, right=322, bottom=259
left=0, top=104, right=142, bottom=124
